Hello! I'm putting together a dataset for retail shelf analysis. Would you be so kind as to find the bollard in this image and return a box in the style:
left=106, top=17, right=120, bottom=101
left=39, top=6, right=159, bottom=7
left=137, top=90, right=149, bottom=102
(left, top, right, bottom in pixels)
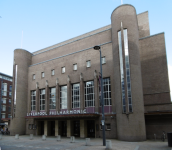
left=57, top=135, right=61, bottom=141
left=70, top=136, right=75, bottom=143
left=15, top=134, right=19, bottom=139
left=154, top=134, right=156, bottom=141
left=0, top=134, right=2, bottom=140
left=30, top=134, right=33, bottom=140
left=106, top=140, right=112, bottom=150
left=42, top=135, right=46, bottom=141
left=85, top=138, right=90, bottom=146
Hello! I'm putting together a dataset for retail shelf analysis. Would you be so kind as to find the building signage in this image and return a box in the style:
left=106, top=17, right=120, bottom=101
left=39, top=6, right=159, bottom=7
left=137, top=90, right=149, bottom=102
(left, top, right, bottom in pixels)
left=27, top=109, right=87, bottom=116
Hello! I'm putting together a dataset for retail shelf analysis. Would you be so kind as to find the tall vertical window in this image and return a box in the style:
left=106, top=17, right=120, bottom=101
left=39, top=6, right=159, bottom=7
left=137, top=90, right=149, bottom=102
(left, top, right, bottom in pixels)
left=60, top=85, right=67, bottom=109
left=85, top=81, right=94, bottom=107
left=49, top=87, right=56, bottom=109
left=118, top=30, right=126, bottom=113
left=2, top=83, right=7, bottom=96
left=123, top=29, right=132, bottom=112
left=62, top=67, right=65, bottom=73
left=73, top=64, right=77, bottom=71
left=86, top=60, right=91, bottom=67
left=40, top=89, right=45, bottom=110
left=102, top=57, right=106, bottom=64
left=72, top=83, right=80, bottom=108
left=14, top=65, right=18, bottom=105
left=31, top=91, right=36, bottom=111
left=9, top=99, right=11, bottom=104
left=102, top=78, right=111, bottom=106
left=51, top=70, right=55, bottom=76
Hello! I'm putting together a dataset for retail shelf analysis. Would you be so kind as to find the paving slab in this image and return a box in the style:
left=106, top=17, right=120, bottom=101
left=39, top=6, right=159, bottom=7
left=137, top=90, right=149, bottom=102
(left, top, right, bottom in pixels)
left=0, top=135, right=171, bottom=150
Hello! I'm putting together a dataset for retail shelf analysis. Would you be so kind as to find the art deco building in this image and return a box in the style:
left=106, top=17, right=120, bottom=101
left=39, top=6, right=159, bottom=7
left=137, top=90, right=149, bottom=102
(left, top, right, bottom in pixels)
left=10, top=4, right=171, bottom=141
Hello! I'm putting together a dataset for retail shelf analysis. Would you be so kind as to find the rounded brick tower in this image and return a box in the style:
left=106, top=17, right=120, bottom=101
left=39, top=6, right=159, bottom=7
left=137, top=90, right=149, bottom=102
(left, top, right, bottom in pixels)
left=10, top=49, right=32, bottom=135
left=111, top=4, right=146, bottom=141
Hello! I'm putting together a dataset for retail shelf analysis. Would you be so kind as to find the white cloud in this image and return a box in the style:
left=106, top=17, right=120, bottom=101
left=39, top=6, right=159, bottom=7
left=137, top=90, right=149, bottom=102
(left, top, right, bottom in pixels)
left=168, top=65, right=172, bottom=101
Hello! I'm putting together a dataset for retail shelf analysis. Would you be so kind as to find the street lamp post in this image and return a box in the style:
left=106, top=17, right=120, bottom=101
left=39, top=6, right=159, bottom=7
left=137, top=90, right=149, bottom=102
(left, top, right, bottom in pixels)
left=93, top=45, right=106, bottom=146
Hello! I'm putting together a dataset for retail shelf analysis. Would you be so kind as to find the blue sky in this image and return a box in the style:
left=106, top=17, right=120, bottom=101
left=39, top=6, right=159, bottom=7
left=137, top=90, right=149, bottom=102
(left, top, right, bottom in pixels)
left=0, top=0, right=172, bottom=98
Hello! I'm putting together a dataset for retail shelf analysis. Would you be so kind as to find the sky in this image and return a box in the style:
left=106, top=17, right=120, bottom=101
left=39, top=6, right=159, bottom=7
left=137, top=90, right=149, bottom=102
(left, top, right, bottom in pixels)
left=0, top=0, right=172, bottom=99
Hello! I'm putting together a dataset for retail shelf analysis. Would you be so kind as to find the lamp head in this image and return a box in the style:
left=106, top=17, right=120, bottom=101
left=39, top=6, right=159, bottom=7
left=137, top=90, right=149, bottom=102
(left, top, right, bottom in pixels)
left=93, top=45, right=100, bottom=50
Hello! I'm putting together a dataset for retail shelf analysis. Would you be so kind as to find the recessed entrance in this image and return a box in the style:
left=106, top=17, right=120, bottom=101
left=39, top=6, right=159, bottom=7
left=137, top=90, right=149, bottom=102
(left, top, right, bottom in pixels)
left=37, top=121, right=44, bottom=135
left=61, top=121, right=67, bottom=136
left=73, top=120, right=80, bottom=137
left=87, top=120, right=95, bottom=137
left=48, top=121, right=55, bottom=136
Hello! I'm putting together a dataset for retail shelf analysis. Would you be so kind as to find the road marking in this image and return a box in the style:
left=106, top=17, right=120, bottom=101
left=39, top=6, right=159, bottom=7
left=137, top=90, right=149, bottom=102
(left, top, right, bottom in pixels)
left=134, top=146, right=139, bottom=150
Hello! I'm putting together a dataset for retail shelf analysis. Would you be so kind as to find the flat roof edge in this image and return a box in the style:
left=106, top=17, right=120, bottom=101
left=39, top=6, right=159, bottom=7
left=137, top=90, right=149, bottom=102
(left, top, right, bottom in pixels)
left=139, top=32, right=164, bottom=40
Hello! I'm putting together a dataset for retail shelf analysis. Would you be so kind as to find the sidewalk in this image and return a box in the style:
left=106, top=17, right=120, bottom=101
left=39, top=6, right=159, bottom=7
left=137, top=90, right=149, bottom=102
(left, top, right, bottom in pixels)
left=0, top=135, right=171, bottom=150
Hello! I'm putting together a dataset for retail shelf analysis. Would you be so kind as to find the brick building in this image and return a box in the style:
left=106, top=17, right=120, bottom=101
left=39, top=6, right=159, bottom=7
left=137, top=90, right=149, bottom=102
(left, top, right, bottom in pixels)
left=10, top=4, right=171, bottom=141
left=0, top=72, right=12, bottom=127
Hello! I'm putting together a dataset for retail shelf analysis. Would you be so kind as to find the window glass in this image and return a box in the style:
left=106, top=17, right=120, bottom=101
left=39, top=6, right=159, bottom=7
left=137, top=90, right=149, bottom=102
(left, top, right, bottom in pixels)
left=60, top=86, right=67, bottom=109
left=9, top=99, right=11, bottom=104
left=2, top=105, right=6, bottom=111
left=40, top=89, right=45, bottom=110
left=14, top=65, right=18, bottom=105
left=72, top=83, right=80, bottom=108
left=123, top=29, right=132, bottom=113
left=41, top=72, right=44, bottom=78
left=8, top=114, right=11, bottom=118
left=1, top=113, right=5, bottom=118
left=9, top=85, right=12, bottom=91
left=73, top=64, right=77, bottom=71
left=85, top=81, right=94, bottom=107
left=62, top=67, right=65, bottom=73
left=51, top=70, right=55, bottom=76
left=2, top=98, right=6, bottom=104
left=31, top=90, right=36, bottom=111
left=118, top=31, right=126, bottom=113
left=8, top=106, right=11, bottom=112
left=33, top=74, right=35, bottom=80
left=99, top=78, right=111, bottom=106
left=49, top=87, right=56, bottom=109
left=86, top=60, right=91, bottom=67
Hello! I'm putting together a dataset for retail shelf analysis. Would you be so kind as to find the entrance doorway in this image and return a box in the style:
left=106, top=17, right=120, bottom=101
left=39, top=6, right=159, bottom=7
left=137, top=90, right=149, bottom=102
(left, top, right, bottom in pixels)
left=37, top=121, right=44, bottom=135
left=48, top=121, right=55, bottom=136
left=61, top=121, right=67, bottom=136
left=87, top=120, right=95, bottom=137
left=73, top=120, right=80, bottom=137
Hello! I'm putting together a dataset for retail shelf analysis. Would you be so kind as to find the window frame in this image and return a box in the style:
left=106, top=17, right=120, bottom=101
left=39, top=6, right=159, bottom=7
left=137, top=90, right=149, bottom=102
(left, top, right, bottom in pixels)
left=41, top=72, right=45, bottom=78
left=73, top=64, right=77, bottom=71
left=33, top=74, right=35, bottom=80
left=40, top=89, right=45, bottom=110
left=86, top=60, right=91, bottom=68
left=62, top=67, right=65, bottom=74
left=85, top=81, right=95, bottom=107
left=49, top=87, right=56, bottom=110
left=60, top=85, right=67, bottom=109
left=72, top=83, right=80, bottom=108
left=51, top=69, right=55, bottom=76
left=31, top=90, right=36, bottom=111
